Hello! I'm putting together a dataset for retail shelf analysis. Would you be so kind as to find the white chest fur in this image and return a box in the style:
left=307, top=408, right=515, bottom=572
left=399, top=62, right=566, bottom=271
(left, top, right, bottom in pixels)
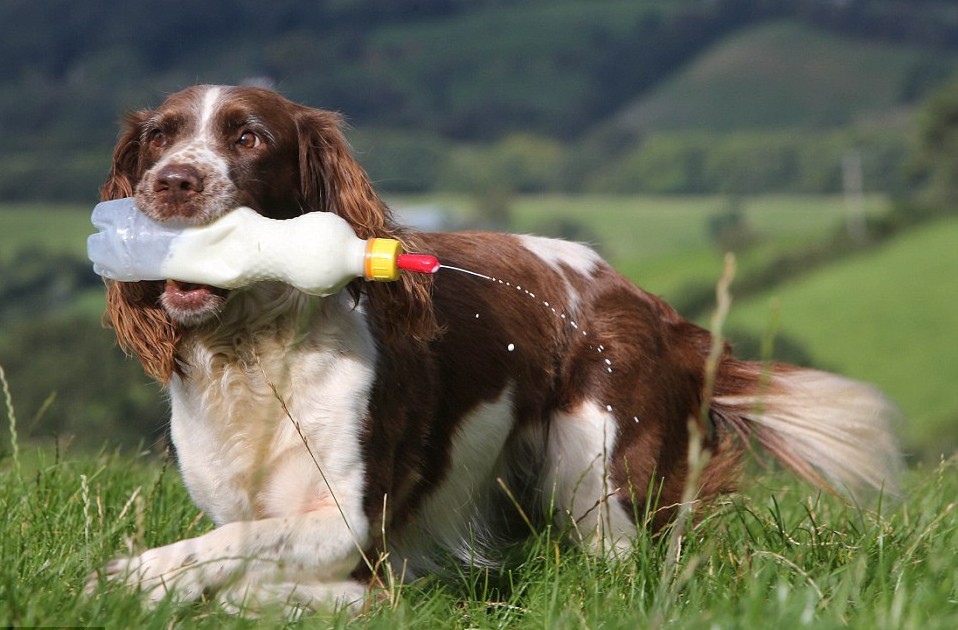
left=167, top=293, right=375, bottom=531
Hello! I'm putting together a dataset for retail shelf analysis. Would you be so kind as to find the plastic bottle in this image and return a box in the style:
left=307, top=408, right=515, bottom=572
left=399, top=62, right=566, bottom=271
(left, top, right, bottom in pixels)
left=87, top=198, right=439, bottom=296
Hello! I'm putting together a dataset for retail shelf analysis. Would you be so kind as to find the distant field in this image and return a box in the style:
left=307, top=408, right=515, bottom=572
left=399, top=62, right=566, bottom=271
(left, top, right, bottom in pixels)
left=0, top=203, right=89, bottom=261
left=394, top=193, right=891, bottom=299
left=3, top=196, right=953, bottom=459
left=0, top=193, right=890, bottom=314
left=3, top=194, right=887, bottom=294
left=614, top=20, right=958, bottom=133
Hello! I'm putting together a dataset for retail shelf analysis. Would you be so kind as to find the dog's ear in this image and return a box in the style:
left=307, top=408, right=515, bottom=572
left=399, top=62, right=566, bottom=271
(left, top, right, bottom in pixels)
left=100, top=109, right=180, bottom=384
left=296, top=108, right=439, bottom=343
left=100, top=110, right=150, bottom=201
left=296, top=109, right=387, bottom=239
left=105, top=281, right=180, bottom=384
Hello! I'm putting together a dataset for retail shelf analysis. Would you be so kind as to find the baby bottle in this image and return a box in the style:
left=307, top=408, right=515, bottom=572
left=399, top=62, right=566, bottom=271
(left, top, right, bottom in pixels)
left=87, top=198, right=439, bottom=296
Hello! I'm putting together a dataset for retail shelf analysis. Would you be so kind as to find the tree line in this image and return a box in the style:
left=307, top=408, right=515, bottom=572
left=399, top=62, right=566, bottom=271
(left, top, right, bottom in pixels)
left=1, top=0, right=956, bottom=201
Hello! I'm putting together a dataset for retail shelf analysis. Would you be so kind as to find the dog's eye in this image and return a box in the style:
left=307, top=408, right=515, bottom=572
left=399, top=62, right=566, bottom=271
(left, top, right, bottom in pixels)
left=237, top=131, right=261, bottom=149
left=149, top=130, right=168, bottom=149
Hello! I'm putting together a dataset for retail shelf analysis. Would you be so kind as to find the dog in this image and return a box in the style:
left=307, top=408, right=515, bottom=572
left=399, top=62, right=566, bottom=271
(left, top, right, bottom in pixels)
left=90, top=85, right=901, bottom=613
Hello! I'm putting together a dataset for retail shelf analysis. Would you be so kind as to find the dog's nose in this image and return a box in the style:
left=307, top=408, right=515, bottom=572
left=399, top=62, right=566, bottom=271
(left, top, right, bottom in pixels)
left=154, top=164, right=205, bottom=195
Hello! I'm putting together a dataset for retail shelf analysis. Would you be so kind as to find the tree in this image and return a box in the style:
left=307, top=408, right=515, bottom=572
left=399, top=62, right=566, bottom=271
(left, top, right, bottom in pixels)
left=912, top=78, right=958, bottom=210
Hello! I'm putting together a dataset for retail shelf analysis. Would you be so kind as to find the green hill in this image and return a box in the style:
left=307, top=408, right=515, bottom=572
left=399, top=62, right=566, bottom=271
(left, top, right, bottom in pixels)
left=5, top=3, right=958, bottom=200
left=580, top=20, right=958, bottom=195
left=610, top=20, right=958, bottom=133
left=723, top=216, right=958, bottom=459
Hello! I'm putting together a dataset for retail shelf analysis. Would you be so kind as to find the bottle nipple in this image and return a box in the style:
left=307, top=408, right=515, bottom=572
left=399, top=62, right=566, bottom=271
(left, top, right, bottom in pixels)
left=397, top=253, right=440, bottom=274
left=364, top=238, right=440, bottom=281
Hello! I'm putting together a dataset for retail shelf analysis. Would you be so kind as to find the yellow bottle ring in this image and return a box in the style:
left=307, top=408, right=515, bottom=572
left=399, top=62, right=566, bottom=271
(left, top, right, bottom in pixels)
left=365, top=238, right=403, bottom=281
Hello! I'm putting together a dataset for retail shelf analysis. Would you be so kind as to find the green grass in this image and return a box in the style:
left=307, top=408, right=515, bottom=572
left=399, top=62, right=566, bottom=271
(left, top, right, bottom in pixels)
left=614, top=20, right=958, bottom=133
left=725, top=216, right=958, bottom=459
left=2, top=199, right=956, bottom=626
left=2, top=441, right=956, bottom=628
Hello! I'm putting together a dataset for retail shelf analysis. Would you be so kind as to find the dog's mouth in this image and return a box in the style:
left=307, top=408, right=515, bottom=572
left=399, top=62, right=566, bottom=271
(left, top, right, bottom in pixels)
left=161, top=279, right=228, bottom=324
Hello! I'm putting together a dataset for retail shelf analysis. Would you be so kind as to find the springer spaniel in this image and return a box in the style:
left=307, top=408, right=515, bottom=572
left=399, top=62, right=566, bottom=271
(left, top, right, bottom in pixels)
left=90, top=85, right=900, bottom=613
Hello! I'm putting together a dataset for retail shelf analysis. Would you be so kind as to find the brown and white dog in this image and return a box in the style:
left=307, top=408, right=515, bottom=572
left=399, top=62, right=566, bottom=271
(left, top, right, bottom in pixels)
left=91, top=85, right=900, bottom=613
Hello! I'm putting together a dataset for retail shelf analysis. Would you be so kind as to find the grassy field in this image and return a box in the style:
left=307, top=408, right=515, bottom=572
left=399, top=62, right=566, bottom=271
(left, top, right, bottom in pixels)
left=1, top=197, right=956, bottom=626
left=2, top=432, right=956, bottom=627
left=0, top=193, right=888, bottom=295
left=394, top=193, right=891, bottom=299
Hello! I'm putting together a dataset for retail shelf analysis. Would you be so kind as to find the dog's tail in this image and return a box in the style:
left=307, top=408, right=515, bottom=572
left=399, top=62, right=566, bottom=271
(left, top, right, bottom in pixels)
left=711, top=359, right=903, bottom=499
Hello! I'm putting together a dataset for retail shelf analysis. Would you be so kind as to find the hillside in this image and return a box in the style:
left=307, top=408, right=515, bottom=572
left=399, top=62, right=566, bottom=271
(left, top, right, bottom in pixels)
left=2, top=2, right=958, bottom=200
left=723, top=216, right=958, bottom=458
left=610, top=20, right=958, bottom=133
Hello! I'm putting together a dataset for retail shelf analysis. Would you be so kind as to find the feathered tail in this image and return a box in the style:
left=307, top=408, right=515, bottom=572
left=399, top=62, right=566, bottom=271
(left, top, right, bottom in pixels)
left=713, top=360, right=903, bottom=499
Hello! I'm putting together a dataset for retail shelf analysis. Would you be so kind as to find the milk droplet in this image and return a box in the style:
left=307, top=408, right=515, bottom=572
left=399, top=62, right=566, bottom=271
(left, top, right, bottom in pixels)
left=606, top=404, right=613, bottom=412
left=507, top=343, right=515, bottom=352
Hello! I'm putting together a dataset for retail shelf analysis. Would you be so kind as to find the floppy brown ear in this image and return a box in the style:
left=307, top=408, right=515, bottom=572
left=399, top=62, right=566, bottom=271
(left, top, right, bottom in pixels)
left=105, top=281, right=180, bottom=384
left=296, top=108, right=438, bottom=343
left=100, top=110, right=150, bottom=201
left=100, top=110, right=181, bottom=384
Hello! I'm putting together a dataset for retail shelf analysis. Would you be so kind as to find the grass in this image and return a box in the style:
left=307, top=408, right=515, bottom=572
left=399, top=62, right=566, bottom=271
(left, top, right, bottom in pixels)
left=2, top=437, right=956, bottom=627
left=2, top=198, right=956, bottom=626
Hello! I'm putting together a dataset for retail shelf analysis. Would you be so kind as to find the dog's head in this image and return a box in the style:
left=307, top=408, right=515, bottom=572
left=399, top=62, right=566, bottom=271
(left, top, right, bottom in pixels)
left=101, top=85, right=436, bottom=383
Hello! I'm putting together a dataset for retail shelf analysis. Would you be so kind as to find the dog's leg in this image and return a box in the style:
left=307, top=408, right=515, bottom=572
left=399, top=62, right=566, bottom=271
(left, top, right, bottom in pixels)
left=544, top=401, right=636, bottom=556
left=217, top=578, right=369, bottom=617
left=90, top=509, right=369, bottom=610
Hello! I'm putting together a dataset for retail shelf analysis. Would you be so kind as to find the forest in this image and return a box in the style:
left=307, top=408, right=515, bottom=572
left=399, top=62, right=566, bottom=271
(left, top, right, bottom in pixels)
left=1, top=0, right=957, bottom=200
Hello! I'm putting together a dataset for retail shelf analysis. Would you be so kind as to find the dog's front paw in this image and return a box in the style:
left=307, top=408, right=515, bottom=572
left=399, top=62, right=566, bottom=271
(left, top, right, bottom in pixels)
left=87, top=541, right=206, bottom=605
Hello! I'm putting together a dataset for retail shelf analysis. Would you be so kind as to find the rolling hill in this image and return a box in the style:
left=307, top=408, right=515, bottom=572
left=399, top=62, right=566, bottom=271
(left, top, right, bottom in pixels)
left=608, top=20, right=958, bottom=134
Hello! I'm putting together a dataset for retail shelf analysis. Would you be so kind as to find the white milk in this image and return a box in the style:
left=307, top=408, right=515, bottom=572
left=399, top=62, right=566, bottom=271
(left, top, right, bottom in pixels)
left=87, top=199, right=402, bottom=296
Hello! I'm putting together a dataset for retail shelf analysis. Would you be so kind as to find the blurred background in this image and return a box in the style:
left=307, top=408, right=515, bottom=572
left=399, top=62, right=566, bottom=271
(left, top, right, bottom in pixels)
left=0, top=0, right=955, bottom=461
